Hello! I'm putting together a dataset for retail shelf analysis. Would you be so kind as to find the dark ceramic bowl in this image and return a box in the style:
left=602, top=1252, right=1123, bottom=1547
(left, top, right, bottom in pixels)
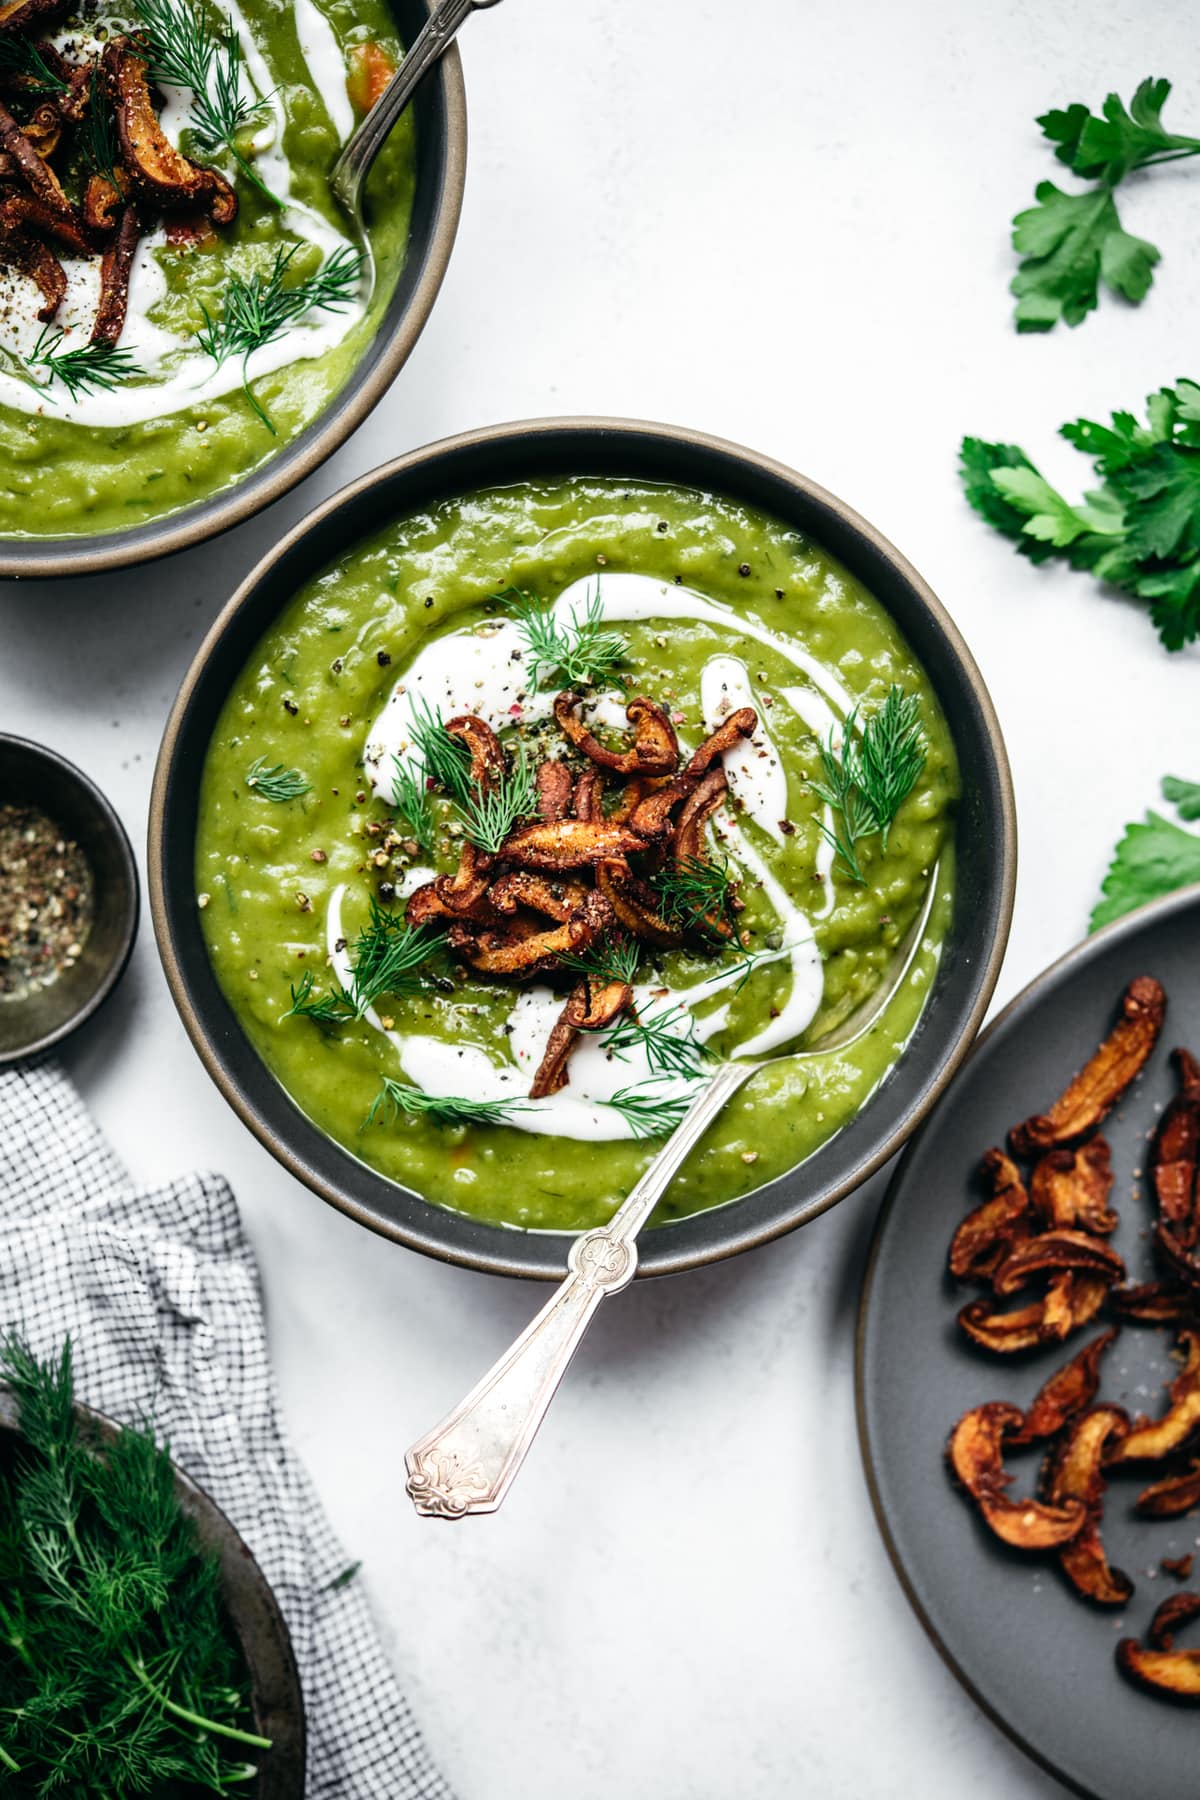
left=149, top=418, right=1017, bottom=1279
left=0, top=734, right=138, bottom=1064
left=0, top=1389, right=305, bottom=1795
left=0, top=0, right=466, bottom=580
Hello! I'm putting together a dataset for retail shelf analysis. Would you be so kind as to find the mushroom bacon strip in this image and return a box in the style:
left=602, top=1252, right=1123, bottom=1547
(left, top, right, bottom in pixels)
left=1135, top=1460, right=1200, bottom=1520
left=957, top=1272, right=1110, bottom=1353
left=1009, top=975, right=1167, bottom=1156
left=0, top=99, right=81, bottom=227
left=1043, top=1406, right=1134, bottom=1606
left=446, top=713, right=504, bottom=789
left=0, top=189, right=91, bottom=254
left=489, top=870, right=586, bottom=923
left=89, top=205, right=139, bottom=347
left=1118, top=1593, right=1200, bottom=1702
left=527, top=973, right=632, bottom=1099
left=1008, top=1328, right=1119, bottom=1447
left=1152, top=1047, right=1200, bottom=1241
left=1105, top=1329, right=1200, bottom=1466
left=499, top=819, right=645, bottom=871
left=0, top=0, right=66, bottom=29
left=553, top=692, right=680, bottom=778
left=83, top=170, right=127, bottom=237
left=405, top=843, right=495, bottom=927
left=103, top=40, right=237, bottom=225
left=534, top=759, right=573, bottom=822
left=948, top=1148, right=1033, bottom=1284
left=628, top=708, right=758, bottom=842
left=672, top=767, right=728, bottom=867
left=1110, top=1281, right=1200, bottom=1326
left=0, top=214, right=62, bottom=317
left=990, top=1229, right=1125, bottom=1297
left=947, top=1401, right=1086, bottom=1550
left=596, top=863, right=683, bottom=950
left=1029, top=1140, right=1118, bottom=1235
left=449, top=891, right=614, bottom=980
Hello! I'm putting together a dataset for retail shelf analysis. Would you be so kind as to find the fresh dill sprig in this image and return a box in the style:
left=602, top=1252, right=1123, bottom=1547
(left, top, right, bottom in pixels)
left=80, top=66, right=119, bottom=185
left=653, top=853, right=743, bottom=943
left=282, top=966, right=355, bottom=1028
left=196, top=242, right=364, bottom=432
left=606, top=1082, right=692, bottom=1139
left=130, top=0, right=280, bottom=207
left=347, top=900, right=444, bottom=1017
left=458, top=743, right=537, bottom=855
left=404, top=694, right=473, bottom=804
left=597, top=1004, right=714, bottom=1081
left=362, top=1076, right=524, bottom=1132
left=391, top=754, right=437, bottom=855
left=506, top=583, right=629, bottom=689
left=558, top=933, right=643, bottom=988
left=0, top=1335, right=269, bottom=1789
left=245, top=755, right=310, bottom=801
left=23, top=326, right=143, bottom=401
left=810, top=685, right=927, bottom=883
left=0, top=35, right=69, bottom=93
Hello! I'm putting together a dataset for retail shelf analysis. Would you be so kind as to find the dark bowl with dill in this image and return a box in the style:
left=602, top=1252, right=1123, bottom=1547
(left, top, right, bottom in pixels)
left=0, top=734, right=138, bottom=1065
left=150, top=418, right=1017, bottom=1280
left=0, top=1337, right=304, bottom=1796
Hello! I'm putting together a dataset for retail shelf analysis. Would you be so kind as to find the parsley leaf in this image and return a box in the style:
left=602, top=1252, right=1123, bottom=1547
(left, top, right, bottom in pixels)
left=1092, top=777, right=1200, bottom=931
left=1011, top=79, right=1200, bottom=330
left=961, top=379, right=1200, bottom=650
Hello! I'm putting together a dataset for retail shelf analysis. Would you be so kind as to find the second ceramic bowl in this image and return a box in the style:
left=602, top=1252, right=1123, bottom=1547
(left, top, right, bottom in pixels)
left=149, top=418, right=1016, bottom=1279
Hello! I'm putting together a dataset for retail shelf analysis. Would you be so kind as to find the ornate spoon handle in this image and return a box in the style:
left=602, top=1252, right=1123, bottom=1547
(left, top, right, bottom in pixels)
left=405, top=1061, right=755, bottom=1517
left=330, top=0, right=500, bottom=220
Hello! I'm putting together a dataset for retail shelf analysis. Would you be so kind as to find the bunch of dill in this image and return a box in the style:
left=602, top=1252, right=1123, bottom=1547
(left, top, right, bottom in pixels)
left=0, top=1335, right=269, bottom=1795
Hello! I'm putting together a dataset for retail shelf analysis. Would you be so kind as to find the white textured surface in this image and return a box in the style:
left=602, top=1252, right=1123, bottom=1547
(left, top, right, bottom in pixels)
left=3, top=2, right=1199, bottom=1794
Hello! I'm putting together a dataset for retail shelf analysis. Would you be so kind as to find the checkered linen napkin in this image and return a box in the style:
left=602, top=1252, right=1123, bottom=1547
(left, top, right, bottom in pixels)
left=0, top=1057, right=454, bottom=1800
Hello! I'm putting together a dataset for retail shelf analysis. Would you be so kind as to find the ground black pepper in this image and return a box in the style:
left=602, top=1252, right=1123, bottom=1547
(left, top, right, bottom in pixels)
left=0, top=803, right=94, bottom=1002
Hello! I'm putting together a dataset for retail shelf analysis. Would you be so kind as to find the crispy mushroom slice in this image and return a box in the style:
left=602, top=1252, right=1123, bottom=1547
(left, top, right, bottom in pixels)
left=958, top=1273, right=1109, bottom=1353
left=83, top=169, right=126, bottom=236
left=1029, top=1139, right=1118, bottom=1235
left=609, top=775, right=652, bottom=825
left=1118, top=1593, right=1200, bottom=1701
left=527, top=974, right=633, bottom=1098
left=534, top=759, right=573, bottom=822
left=948, top=1402, right=1086, bottom=1550
left=450, top=891, right=613, bottom=979
left=686, top=707, right=757, bottom=775
left=91, top=202, right=139, bottom=346
left=445, top=713, right=504, bottom=789
left=1111, top=1281, right=1200, bottom=1325
left=405, top=844, right=495, bottom=928
left=500, top=819, right=645, bottom=870
left=22, top=97, right=60, bottom=158
left=991, top=1229, right=1125, bottom=1297
left=0, top=98, right=79, bottom=223
left=1136, top=1459, right=1200, bottom=1519
left=572, top=767, right=603, bottom=823
left=1009, top=1329, right=1119, bottom=1446
left=1106, top=1330, right=1200, bottom=1466
left=1153, top=1222, right=1200, bottom=1294
left=1152, top=1047, right=1200, bottom=1240
left=554, top=692, right=680, bottom=777
left=628, top=770, right=696, bottom=840
left=1009, top=976, right=1167, bottom=1156
left=0, top=210, right=63, bottom=317
left=949, top=1149, right=1033, bottom=1284
left=0, top=0, right=66, bottom=29
left=0, top=189, right=90, bottom=253
left=103, top=39, right=236, bottom=224
left=595, top=862, right=684, bottom=950
left=673, top=766, right=728, bottom=866
left=1043, top=1405, right=1133, bottom=1605
left=490, top=870, right=586, bottom=923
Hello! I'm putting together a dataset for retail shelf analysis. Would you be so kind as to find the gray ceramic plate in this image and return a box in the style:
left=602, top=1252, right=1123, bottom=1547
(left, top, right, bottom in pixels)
left=857, top=882, right=1200, bottom=1800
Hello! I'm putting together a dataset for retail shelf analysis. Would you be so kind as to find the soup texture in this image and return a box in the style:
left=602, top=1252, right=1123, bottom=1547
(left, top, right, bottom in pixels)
left=196, top=478, right=960, bottom=1231
left=0, top=0, right=414, bottom=537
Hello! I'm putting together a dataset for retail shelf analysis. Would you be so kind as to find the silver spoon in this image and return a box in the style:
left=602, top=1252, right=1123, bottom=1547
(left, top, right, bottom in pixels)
left=404, top=875, right=940, bottom=1518
left=329, top=0, right=503, bottom=229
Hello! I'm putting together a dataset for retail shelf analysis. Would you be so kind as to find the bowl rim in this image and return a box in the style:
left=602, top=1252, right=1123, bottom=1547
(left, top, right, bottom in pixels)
left=149, top=415, right=1018, bottom=1279
left=853, top=879, right=1200, bottom=1800
left=0, top=1386, right=306, bottom=1795
left=0, top=22, right=468, bottom=582
left=0, top=730, right=140, bottom=1065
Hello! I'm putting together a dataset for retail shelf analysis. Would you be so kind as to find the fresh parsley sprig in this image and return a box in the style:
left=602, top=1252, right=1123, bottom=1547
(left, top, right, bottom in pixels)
left=131, top=0, right=280, bottom=207
left=197, top=242, right=364, bottom=432
left=961, top=379, right=1200, bottom=650
left=245, top=755, right=310, bottom=801
left=23, top=327, right=144, bottom=402
left=597, top=1003, right=714, bottom=1082
left=506, top=584, right=629, bottom=689
left=810, top=688, right=927, bottom=884
left=1092, top=774, right=1200, bottom=932
left=1011, top=77, right=1200, bottom=331
left=363, top=1077, right=524, bottom=1132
